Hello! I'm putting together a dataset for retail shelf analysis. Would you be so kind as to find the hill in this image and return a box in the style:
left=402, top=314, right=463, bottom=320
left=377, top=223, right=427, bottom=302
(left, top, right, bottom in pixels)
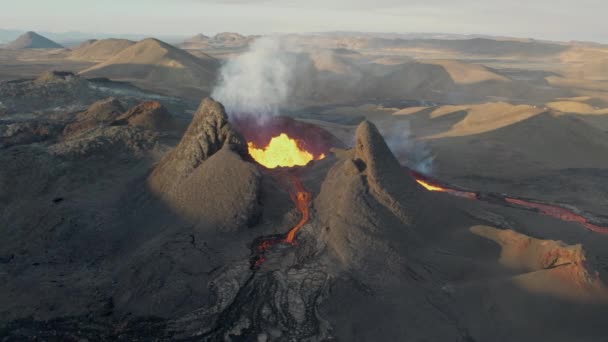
left=6, top=31, right=64, bottom=49
left=69, top=38, right=135, bottom=62
left=79, top=38, right=219, bottom=98
left=422, top=59, right=510, bottom=84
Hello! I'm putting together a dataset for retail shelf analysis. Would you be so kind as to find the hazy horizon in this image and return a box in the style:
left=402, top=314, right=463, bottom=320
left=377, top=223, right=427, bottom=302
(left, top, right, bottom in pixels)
left=2, top=0, right=608, bottom=44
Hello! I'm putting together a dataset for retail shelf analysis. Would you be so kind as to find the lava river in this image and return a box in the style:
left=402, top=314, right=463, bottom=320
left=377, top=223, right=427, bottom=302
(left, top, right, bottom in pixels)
left=410, top=170, right=608, bottom=235
left=247, top=133, right=321, bottom=269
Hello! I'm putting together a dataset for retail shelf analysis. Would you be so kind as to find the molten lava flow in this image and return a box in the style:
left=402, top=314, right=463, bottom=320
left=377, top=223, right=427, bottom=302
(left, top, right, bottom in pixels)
left=505, top=198, right=608, bottom=234
left=246, top=132, right=320, bottom=268
left=416, top=179, right=448, bottom=192
left=284, top=175, right=312, bottom=243
left=248, top=133, right=325, bottom=168
left=412, top=172, right=478, bottom=200
left=249, top=173, right=313, bottom=269
left=410, top=168, right=608, bottom=235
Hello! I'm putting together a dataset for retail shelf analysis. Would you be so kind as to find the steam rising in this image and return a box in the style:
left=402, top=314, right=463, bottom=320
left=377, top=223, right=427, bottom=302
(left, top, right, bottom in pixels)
left=380, top=121, right=435, bottom=174
left=212, top=37, right=294, bottom=118
left=211, top=36, right=435, bottom=173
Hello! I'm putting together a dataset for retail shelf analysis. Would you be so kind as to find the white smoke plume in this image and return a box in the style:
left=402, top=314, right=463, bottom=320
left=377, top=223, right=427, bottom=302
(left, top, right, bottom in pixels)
left=212, top=37, right=295, bottom=118
left=211, top=36, right=435, bottom=173
left=379, top=120, right=435, bottom=174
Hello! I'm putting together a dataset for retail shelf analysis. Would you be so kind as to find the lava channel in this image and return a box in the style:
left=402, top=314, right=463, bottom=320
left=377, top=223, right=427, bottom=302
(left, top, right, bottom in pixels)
left=249, top=173, right=312, bottom=269
left=246, top=132, right=320, bottom=269
left=410, top=170, right=608, bottom=235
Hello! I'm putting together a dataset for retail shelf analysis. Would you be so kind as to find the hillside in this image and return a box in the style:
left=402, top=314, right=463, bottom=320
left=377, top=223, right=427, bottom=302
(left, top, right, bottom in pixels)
left=69, top=38, right=135, bottom=62
left=79, top=38, right=219, bottom=98
left=422, top=59, right=510, bottom=84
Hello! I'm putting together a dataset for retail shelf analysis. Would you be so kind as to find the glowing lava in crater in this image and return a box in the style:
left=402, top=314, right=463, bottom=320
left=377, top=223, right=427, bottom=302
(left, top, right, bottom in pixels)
left=248, top=133, right=325, bottom=168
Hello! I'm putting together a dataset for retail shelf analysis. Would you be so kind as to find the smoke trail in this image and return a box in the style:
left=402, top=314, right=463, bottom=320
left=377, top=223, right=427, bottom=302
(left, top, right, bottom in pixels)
left=379, top=120, right=435, bottom=174
left=212, top=37, right=294, bottom=118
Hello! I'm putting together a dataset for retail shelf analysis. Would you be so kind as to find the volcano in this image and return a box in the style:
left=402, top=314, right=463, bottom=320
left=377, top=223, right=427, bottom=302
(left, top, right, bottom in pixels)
left=2, top=97, right=608, bottom=341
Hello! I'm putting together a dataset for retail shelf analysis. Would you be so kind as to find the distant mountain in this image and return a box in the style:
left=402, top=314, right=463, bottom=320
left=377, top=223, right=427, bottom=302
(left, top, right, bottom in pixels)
left=376, top=37, right=569, bottom=57
left=180, top=32, right=254, bottom=50
left=80, top=38, right=219, bottom=98
left=310, top=31, right=500, bottom=40
left=6, top=31, right=64, bottom=49
left=184, top=33, right=210, bottom=43
left=213, top=32, right=247, bottom=42
left=288, top=34, right=569, bottom=58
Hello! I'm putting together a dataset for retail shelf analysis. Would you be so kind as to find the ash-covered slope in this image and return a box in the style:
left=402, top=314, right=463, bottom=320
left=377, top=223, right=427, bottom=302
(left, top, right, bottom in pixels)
left=316, top=120, right=424, bottom=265
left=0, top=97, right=251, bottom=330
left=148, top=97, right=260, bottom=231
left=6, top=31, right=64, bottom=50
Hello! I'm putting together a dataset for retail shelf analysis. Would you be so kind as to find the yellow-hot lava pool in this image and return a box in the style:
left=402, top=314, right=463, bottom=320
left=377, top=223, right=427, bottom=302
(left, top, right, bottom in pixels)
left=248, top=133, right=325, bottom=168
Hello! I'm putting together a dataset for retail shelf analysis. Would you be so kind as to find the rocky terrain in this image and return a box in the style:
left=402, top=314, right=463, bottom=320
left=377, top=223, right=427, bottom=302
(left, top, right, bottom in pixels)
left=1, top=31, right=608, bottom=341
left=0, top=93, right=607, bottom=341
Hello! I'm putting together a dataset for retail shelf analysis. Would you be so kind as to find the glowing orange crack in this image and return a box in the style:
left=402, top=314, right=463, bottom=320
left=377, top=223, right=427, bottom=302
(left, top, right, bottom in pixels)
left=415, top=179, right=448, bottom=192
left=412, top=170, right=608, bottom=235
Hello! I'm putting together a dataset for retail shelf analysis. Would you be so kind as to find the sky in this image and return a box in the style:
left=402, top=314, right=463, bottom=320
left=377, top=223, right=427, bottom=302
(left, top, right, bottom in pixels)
left=2, top=0, right=607, bottom=43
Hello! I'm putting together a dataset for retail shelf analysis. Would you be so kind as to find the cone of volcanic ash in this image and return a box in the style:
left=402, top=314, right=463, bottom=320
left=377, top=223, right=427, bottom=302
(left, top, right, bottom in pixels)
left=62, top=97, right=124, bottom=136
left=115, top=100, right=176, bottom=131
left=315, top=120, right=424, bottom=266
left=147, top=97, right=260, bottom=231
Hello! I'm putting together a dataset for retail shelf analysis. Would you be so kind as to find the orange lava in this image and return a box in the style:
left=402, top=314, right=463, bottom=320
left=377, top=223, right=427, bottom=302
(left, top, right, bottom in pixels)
left=249, top=173, right=312, bottom=269
left=413, top=174, right=477, bottom=200
left=505, top=198, right=608, bottom=234
left=284, top=175, right=312, bottom=243
left=411, top=169, right=608, bottom=235
left=416, top=179, right=447, bottom=192
left=248, top=133, right=325, bottom=168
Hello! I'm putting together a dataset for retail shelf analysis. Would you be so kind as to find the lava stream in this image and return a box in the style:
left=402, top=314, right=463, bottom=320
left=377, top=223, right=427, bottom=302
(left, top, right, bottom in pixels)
left=413, top=172, right=477, bottom=200
left=250, top=173, right=312, bottom=269
left=411, top=171, right=608, bottom=235
left=504, top=198, right=608, bottom=234
left=285, top=175, right=312, bottom=243
left=246, top=132, right=320, bottom=269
